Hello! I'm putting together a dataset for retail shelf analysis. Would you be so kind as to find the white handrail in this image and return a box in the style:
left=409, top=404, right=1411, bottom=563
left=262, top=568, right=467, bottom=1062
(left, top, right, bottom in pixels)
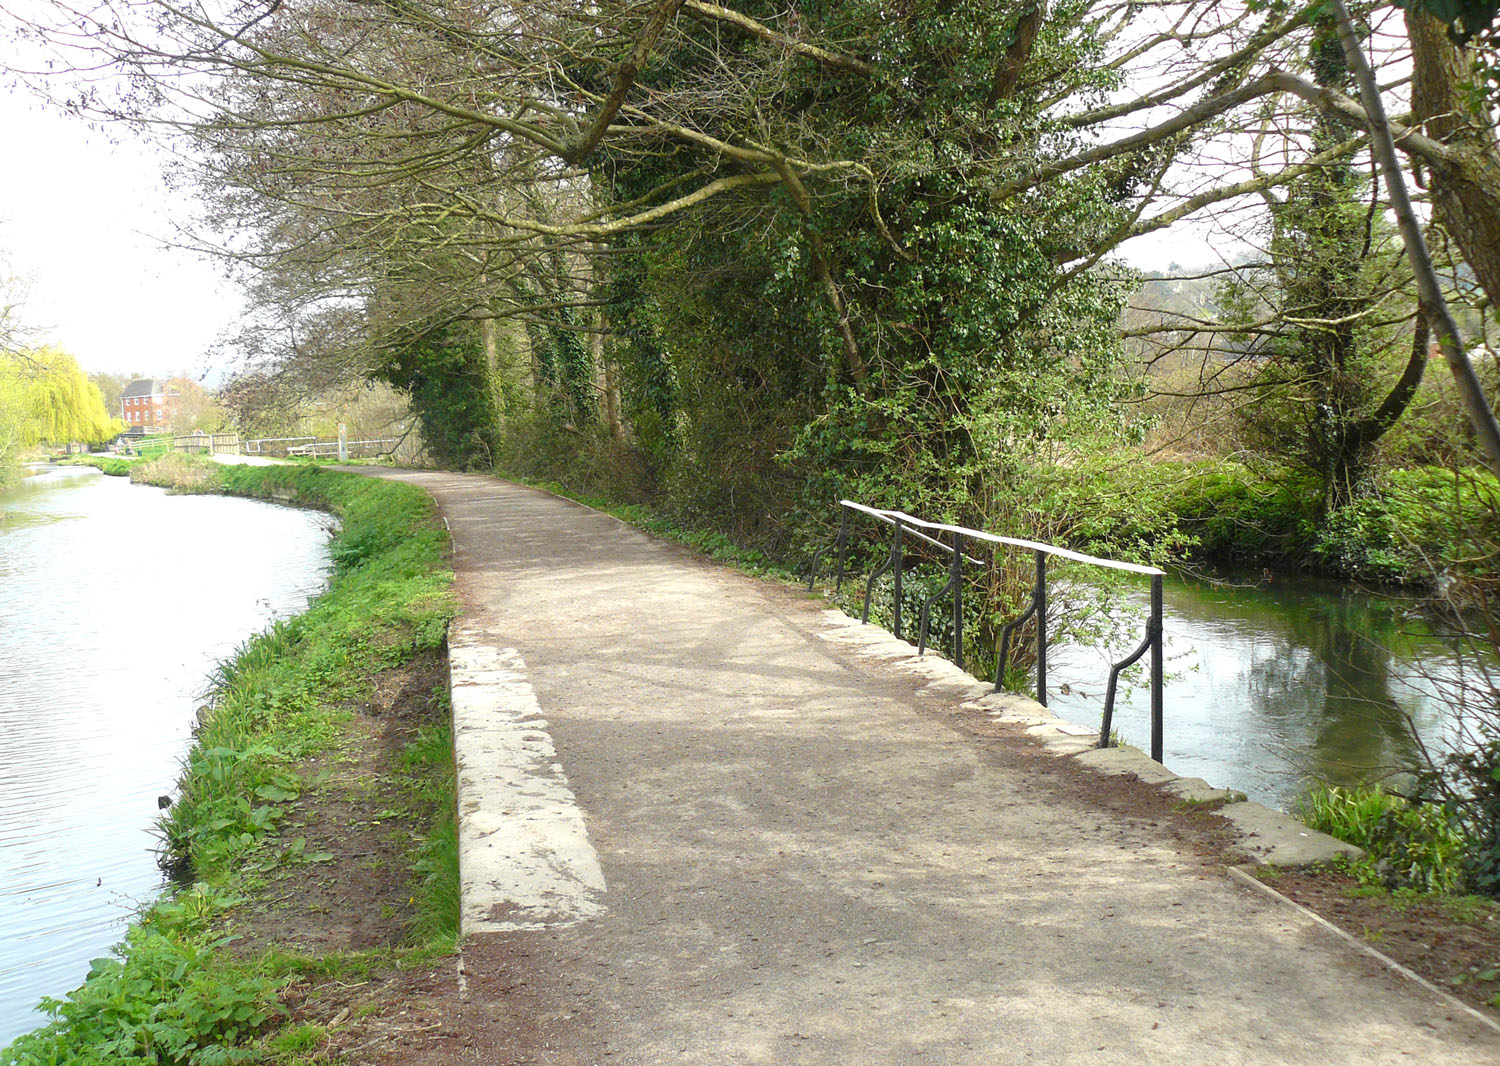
left=839, top=500, right=1166, bottom=577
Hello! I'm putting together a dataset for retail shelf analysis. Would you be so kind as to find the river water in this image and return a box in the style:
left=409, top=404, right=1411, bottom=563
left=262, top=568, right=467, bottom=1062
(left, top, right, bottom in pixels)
left=0, top=465, right=332, bottom=1045
left=1046, top=571, right=1479, bottom=811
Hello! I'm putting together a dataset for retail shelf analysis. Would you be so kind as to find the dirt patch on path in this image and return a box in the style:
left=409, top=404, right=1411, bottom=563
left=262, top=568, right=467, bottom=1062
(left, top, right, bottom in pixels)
left=276, top=935, right=606, bottom=1066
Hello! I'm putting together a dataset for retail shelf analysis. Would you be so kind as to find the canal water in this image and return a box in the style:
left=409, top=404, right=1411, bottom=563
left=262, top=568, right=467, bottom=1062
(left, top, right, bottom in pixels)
left=1045, top=570, right=1480, bottom=811
left=0, top=465, right=332, bottom=1045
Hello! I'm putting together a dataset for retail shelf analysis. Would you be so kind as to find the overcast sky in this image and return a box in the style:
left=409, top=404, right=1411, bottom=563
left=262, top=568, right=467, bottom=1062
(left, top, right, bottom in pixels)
left=1, top=88, right=243, bottom=380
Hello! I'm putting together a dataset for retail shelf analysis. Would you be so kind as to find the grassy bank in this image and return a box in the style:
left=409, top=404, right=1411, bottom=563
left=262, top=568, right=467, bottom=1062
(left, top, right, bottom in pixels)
left=58, top=454, right=141, bottom=477
left=2, top=459, right=457, bottom=1066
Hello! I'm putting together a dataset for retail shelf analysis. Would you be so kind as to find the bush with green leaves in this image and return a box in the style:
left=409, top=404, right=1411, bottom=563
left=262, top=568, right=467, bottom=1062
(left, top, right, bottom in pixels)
left=1436, top=731, right=1500, bottom=897
left=1299, top=784, right=1468, bottom=893
left=1309, top=467, right=1500, bottom=586
left=2, top=888, right=278, bottom=1066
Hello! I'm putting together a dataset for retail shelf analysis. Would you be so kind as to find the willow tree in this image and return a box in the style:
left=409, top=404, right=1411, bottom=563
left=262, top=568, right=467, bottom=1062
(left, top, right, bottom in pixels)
left=0, top=348, right=120, bottom=482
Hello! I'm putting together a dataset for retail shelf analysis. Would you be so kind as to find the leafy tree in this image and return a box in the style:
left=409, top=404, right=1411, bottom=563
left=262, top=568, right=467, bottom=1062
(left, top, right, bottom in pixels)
left=0, top=347, right=121, bottom=482
left=88, top=371, right=131, bottom=422
left=376, top=319, right=499, bottom=470
left=163, top=376, right=228, bottom=434
left=1216, top=19, right=1426, bottom=511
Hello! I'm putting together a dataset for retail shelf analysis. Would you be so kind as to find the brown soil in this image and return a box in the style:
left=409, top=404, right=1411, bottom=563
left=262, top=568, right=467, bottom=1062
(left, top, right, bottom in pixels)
left=276, top=936, right=605, bottom=1066
left=229, top=646, right=449, bottom=959
left=1262, top=866, right=1500, bottom=1018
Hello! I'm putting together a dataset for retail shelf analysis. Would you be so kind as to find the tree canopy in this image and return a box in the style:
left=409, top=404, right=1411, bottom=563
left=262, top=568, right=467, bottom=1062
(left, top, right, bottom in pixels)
left=11, top=0, right=1500, bottom=531
left=0, top=347, right=121, bottom=452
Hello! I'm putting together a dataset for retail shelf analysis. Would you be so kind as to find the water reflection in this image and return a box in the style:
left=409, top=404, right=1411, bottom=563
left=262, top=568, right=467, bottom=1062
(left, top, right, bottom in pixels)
left=1048, top=572, right=1475, bottom=811
left=0, top=466, right=332, bottom=1044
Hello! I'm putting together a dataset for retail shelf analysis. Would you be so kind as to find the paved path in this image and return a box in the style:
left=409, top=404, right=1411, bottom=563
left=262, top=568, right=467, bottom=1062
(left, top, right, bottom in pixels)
left=367, top=470, right=1497, bottom=1064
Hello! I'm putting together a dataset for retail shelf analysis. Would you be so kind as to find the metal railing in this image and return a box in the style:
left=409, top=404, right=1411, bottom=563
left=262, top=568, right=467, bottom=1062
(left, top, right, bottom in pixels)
left=809, top=500, right=1166, bottom=763
left=243, top=436, right=316, bottom=456
left=285, top=437, right=398, bottom=459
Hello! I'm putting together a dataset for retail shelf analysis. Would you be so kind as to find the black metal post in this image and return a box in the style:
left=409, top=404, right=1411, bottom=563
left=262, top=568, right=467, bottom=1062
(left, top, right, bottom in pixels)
left=834, top=506, right=849, bottom=591
left=951, top=532, right=964, bottom=671
left=806, top=549, right=826, bottom=591
left=1150, top=574, right=1164, bottom=764
left=1034, top=550, right=1047, bottom=707
left=891, top=520, right=905, bottom=641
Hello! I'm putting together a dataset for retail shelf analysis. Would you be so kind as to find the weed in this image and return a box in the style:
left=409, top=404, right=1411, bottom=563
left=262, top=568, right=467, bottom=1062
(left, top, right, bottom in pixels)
left=267, top=1024, right=327, bottom=1056
left=1298, top=784, right=1468, bottom=894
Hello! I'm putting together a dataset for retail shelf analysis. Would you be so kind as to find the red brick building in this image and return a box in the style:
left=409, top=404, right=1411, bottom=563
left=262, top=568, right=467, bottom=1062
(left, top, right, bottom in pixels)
left=120, top=378, right=175, bottom=430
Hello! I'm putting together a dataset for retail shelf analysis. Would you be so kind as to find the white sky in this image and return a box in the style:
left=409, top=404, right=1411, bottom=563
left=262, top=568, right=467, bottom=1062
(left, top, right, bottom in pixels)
left=1, top=89, right=244, bottom=380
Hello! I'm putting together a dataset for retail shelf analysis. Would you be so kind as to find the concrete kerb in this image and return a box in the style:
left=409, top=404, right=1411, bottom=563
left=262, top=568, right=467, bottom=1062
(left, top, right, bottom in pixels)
left=447, top=624, right=606, bottom=936
left=815, top=606, right=1362, bottom=871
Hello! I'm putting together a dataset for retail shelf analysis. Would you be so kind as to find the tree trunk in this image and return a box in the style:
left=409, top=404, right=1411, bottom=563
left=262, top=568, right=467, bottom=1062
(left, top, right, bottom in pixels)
left=1407, top=10, right=1500, bottom=316
left=593, top=255, right=622, bottom=438
left=1329, top=0, right=1500, bottom=474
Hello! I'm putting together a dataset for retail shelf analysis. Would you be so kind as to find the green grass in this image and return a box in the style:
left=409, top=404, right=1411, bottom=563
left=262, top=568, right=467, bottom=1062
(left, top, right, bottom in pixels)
left=125, top=434, right=178, bottom=460
left=1, top=465, right=456, bottom=1066
left=1298, top=784, right=1469, bottom=894
left=399, top=718, right=460, bottom=944
left=57, top=455, right=141, bottom=477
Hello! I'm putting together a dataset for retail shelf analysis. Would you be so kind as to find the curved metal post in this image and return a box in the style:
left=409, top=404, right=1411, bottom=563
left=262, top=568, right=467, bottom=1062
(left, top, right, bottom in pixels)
left=808, top=506, right=852, bottom=591
left=992, top=598, right=1037, bottom=692
left=951, top=533, right=964, bottom=670
left=1099, top=629, right=1153, bottom=749
left=1096, top=575, right=1165, bottom=762
left=806, top=547, right=828, bottom=591
left=1034, top=550, right=1048, bottom=707
left=891, top=520, right=905, bottom=641
left=1150, top=575, right=1164, bottom=764
left=917, top=571, right=957, bottom=656
left=861, top=555, right=893, bottom=624
left=862, top=518, right=902, bottom=626
left=834, top=506, right=849, bottom=591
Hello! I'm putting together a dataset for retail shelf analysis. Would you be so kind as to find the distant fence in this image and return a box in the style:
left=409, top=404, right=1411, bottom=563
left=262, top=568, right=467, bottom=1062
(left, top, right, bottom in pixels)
left=242, top=436, right=316, bottom=458
left=121, top=432, right=239, bottom=456
left=172, top=432, right=240, bottom=455
left=285, top=438, right=399, bottom=459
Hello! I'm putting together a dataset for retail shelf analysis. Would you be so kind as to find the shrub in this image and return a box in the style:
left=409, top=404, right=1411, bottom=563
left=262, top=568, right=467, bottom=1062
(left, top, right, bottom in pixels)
left=1299, top=784, right=1468, bottom=893
left=2, top=901, right=279, bottom=1066
left=1310, top=467, right=1500, bottom=586
left=129, top=454, right=225, bottom=494
left=1427, top=724, right=1500, bottom=899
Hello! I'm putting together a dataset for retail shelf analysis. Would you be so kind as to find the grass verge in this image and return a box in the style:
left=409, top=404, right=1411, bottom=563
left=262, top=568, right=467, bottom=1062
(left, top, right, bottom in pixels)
left=57, top=454, right=141, bottom=477
left=1, top=459, right=457, bottom=1066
